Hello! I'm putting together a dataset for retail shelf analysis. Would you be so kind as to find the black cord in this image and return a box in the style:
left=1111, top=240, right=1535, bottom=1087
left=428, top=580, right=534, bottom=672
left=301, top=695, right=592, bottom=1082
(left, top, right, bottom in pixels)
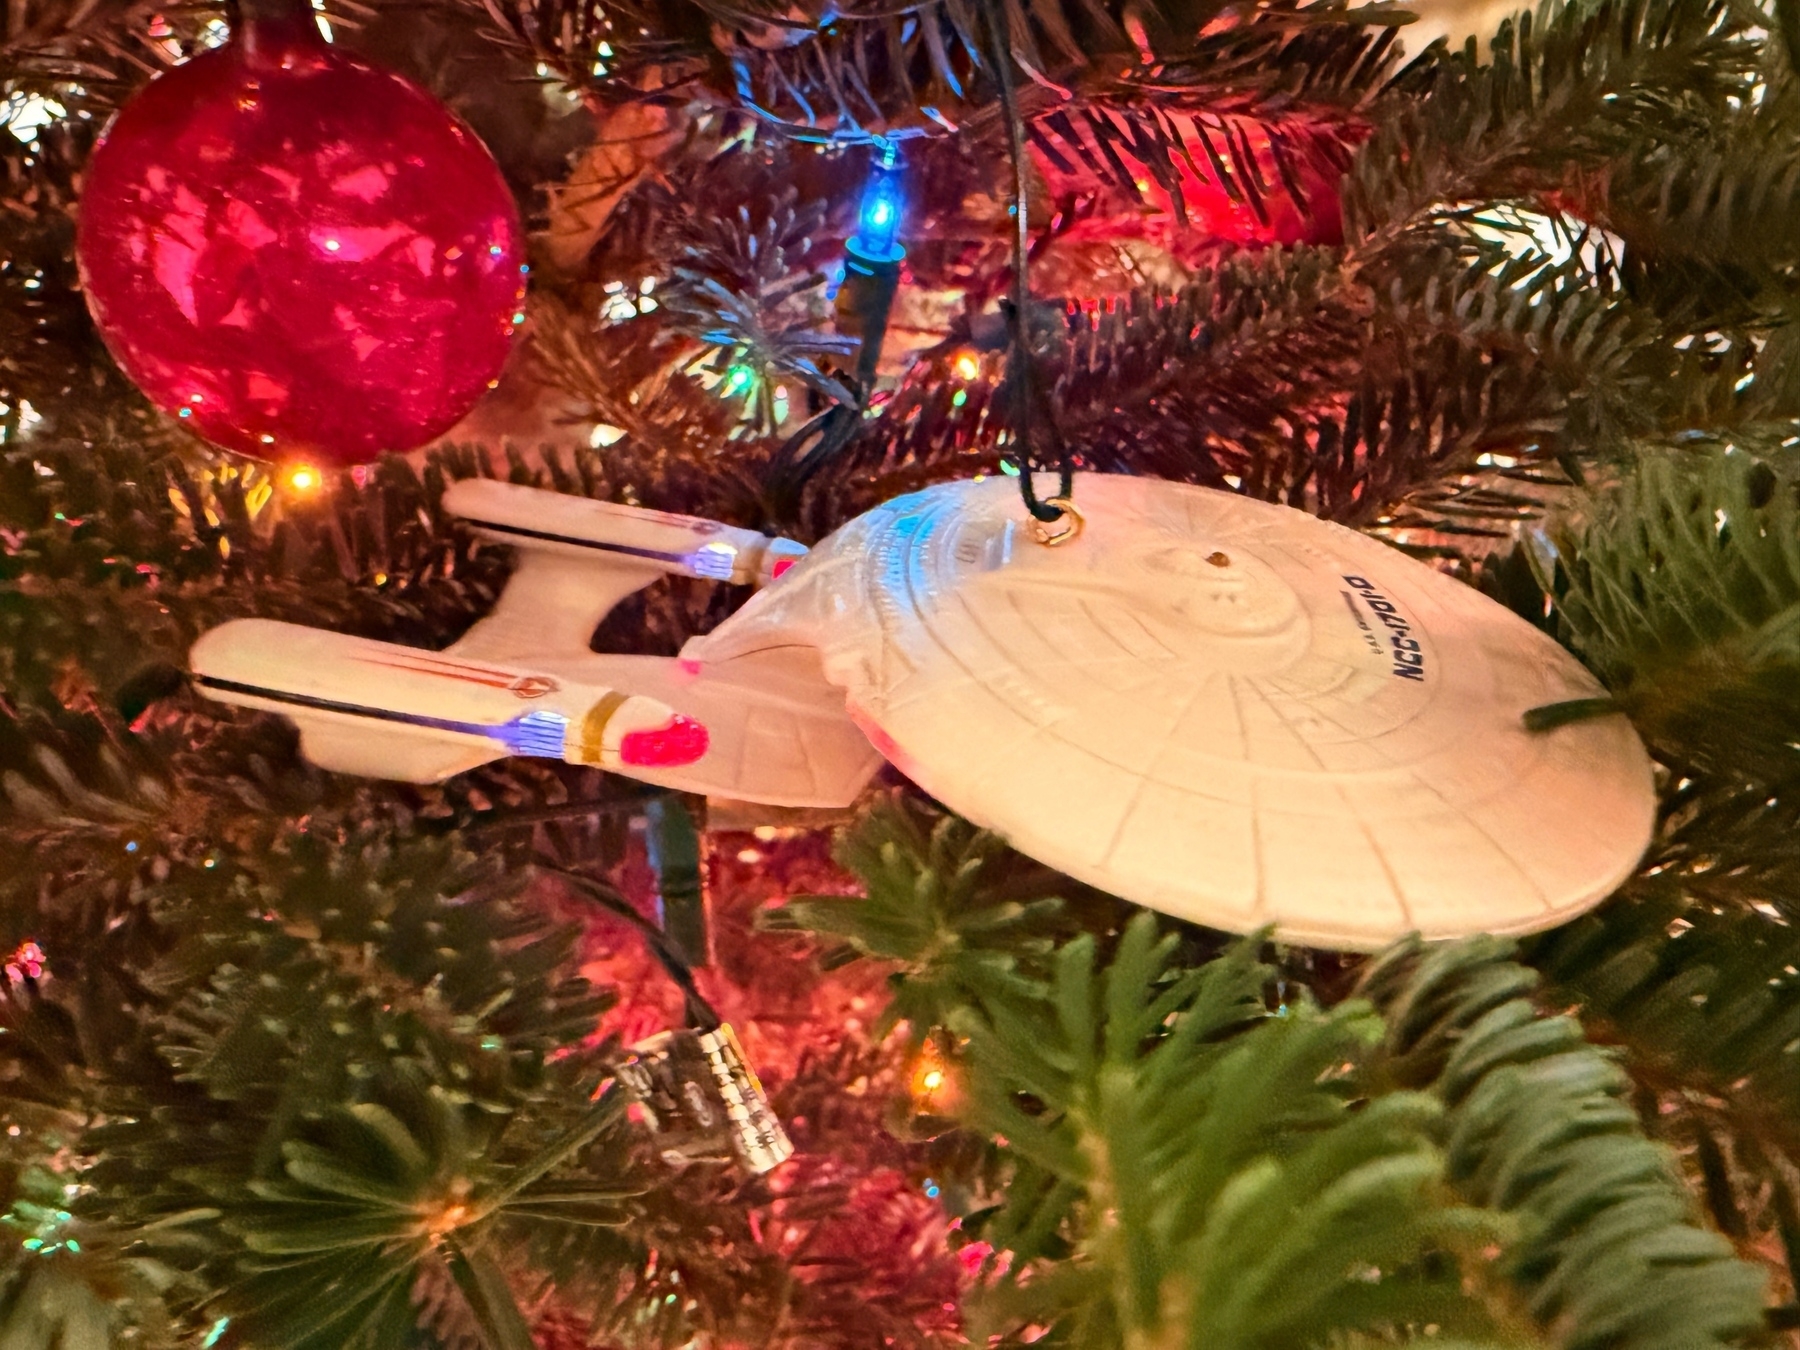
left=976, top=0, right=1072, bottom=524
left=542, top=865, right=723, bottom=1032
left=770, top=143, right=905, bottom=503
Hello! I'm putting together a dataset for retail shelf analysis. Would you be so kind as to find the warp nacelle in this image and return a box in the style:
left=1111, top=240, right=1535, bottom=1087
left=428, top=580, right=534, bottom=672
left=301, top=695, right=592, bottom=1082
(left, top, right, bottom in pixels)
left=191, top=479, right=882, bottom=806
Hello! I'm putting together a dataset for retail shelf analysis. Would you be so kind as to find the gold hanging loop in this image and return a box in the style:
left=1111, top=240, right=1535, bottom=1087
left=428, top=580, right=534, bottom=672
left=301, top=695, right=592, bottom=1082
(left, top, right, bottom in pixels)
left=1028, top=497, right=1084, bottom=547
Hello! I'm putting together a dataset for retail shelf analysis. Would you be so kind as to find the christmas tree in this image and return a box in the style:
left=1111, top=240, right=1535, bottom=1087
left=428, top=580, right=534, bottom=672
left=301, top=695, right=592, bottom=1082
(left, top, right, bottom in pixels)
left=4, top=0, right=1800, bottom=1339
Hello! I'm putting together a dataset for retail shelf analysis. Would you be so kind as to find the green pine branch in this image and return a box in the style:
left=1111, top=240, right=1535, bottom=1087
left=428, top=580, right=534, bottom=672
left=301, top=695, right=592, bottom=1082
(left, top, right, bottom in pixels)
left=764, top=792, right=1131, bottom=1041
left=1344, top=0, right=1761, bottom=255
left=1527, top=885, right=1800, bottom=1164
left=471, top=0, right=1397, bottom=194
left=1521, top=883, right=1800, bottom=1321
left=957, top=918, right=1512, bottom=1350
left=1, top=0, right=182, bottom=100
left=784, top=803, right=1767, bottom=1348
left=1358, top=936, right=1768, bottom=1350
left=1532, top=434, right=1800, bottom=787
left=0, top=832, right=638, bottom=1350
left=840, top=235, right=1672, bottom=531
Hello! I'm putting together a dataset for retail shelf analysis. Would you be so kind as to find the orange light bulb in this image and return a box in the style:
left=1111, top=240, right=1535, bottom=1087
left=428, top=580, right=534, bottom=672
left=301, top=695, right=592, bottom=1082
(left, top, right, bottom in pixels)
left=912, top=1037, right=956, bottom=1108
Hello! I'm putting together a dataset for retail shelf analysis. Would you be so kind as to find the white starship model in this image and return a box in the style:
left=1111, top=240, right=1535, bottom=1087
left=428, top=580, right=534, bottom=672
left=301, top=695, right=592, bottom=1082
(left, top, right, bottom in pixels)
left=192, top=472, right=1654, bottom=948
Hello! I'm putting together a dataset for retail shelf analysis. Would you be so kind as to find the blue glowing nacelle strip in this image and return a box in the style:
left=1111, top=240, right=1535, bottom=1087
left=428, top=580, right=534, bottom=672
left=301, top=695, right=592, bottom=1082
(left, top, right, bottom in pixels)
left=488, top=709, right=573, bottom=757
left=194, top=676, right=571, bottom=759
left=691, top=540, right=740, bottom=580
left=457, top=514, right=739, bottom=582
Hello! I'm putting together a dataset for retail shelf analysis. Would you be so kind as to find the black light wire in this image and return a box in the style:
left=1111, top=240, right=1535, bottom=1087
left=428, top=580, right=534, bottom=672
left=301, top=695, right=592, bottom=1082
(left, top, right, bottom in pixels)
left=976, top=0, right=1072, bottom=525
left=544, top=864, right=723, bottom=1032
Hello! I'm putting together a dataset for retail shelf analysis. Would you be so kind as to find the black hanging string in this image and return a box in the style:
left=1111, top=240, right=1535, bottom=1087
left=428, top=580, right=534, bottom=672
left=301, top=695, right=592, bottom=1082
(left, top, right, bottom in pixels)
left=976, top=0, right=1072, bottom=525
left=232, top=0, right=322, bottom=52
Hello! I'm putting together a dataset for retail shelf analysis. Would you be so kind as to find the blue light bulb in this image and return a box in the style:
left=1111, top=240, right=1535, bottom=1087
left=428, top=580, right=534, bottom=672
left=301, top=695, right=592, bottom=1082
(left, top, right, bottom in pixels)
left=850, top=142, right=905, bottom=263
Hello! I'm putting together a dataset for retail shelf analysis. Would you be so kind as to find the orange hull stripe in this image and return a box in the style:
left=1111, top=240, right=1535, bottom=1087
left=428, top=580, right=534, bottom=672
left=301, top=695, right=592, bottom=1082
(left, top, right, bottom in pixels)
left=356, top=654, right=521, bottom=690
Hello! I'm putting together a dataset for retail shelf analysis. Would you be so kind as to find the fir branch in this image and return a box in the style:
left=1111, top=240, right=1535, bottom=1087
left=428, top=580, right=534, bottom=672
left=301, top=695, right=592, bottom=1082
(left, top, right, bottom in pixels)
left=829, top=248, right=1363, bottom=512
left=462, top=0, right=1390, bottom=224
left=955, top=916, right=1507, bottom=1350
left=805, top=807, right=1767, bottom=1347
left=63, top=835, right=633, bottom=1348
left=0, top=120, right=159, bottom=442
left=1652, top=768, right=1800, bottom=911
left=1358, top=936, right=1768, bottom=1350
left=1344, top=0, right=1761, bottom=256
left=764, top=792, right=1128, bottom=1040
left=1533, top=435, right=1800, bottom=786
left=708, top=0, right=1396, bottom=150
left=527, top=298, right=749, bottom=480
left=656, top=173, right=861, bottom=411
left=0, top=0, right=171, bottom=95
left=1526, top=886, right=1800, bottom=1166
left=1607, top=128, right=1800, bottom=278
left=836, top=240, right=1651, bottom=531
left=1524, top=886, right=1800, bottom=1318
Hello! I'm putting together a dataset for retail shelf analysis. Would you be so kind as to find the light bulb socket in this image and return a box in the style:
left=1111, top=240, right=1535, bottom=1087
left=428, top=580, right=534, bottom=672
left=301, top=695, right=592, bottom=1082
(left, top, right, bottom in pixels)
left=846, top=237, right=905, bottom=267
left=834, top=252, right=902, bottom=340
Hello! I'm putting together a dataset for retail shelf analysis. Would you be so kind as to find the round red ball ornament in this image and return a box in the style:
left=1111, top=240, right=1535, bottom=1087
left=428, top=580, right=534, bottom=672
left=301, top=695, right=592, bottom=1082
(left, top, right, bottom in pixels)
left=76, top=3, right=525, bottom=465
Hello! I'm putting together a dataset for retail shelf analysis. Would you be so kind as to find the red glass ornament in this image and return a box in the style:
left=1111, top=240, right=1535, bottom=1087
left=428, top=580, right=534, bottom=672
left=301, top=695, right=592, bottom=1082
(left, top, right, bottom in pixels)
left=77, top=11, right=525, bottom=465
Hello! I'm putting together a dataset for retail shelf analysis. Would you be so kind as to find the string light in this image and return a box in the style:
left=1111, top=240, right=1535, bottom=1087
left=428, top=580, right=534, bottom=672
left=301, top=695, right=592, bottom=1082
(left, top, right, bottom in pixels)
left=953, top=352, right=980, bottom=381
left=910, top=1035, right=957, bottom=1113
left=4, top=941, right=45, bottom=982
left=286, top=465, right=320, bottom=492
left=720, top=364, right=756, bottom=399
left=3, top=93, right=67, bottom=146
left=827, top=139, right=909, bottom=450
left=848, top=142, right=905, bottom=265
left=424, top=1201, right=472, bottom=1238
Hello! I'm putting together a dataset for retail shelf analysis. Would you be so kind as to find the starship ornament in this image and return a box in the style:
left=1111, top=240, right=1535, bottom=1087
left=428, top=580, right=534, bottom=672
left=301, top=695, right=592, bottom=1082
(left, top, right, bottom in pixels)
left=192, top=473, right=1654, bottom=949
left=690, top=474, right=1654, bottom=948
